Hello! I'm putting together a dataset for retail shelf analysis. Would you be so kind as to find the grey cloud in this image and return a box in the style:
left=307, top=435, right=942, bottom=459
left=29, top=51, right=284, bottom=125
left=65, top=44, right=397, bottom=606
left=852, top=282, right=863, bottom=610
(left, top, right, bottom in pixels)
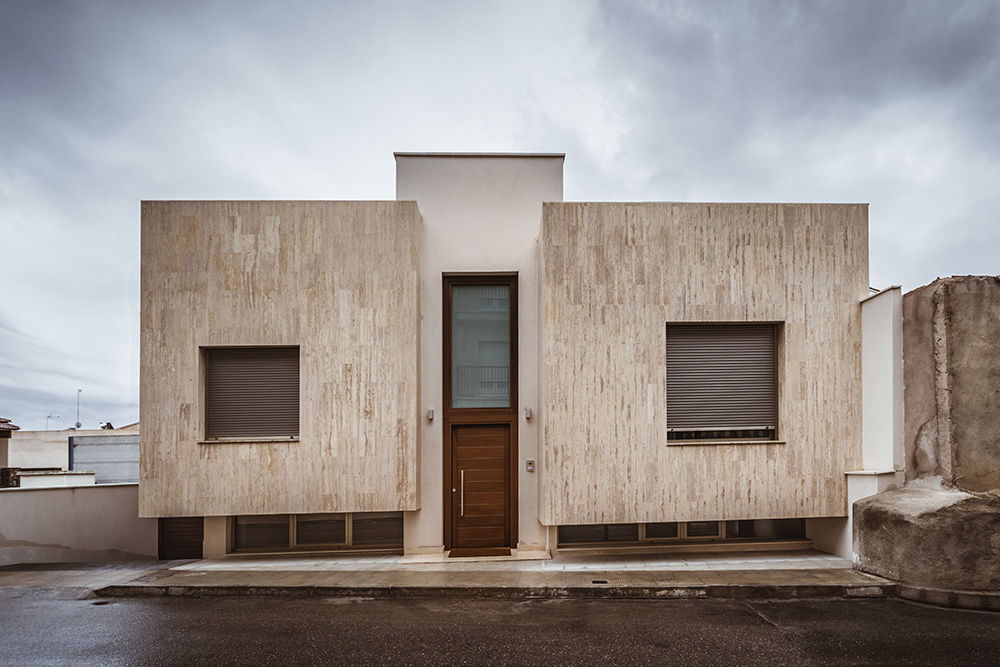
left=1, top=0, right=998, bottom=427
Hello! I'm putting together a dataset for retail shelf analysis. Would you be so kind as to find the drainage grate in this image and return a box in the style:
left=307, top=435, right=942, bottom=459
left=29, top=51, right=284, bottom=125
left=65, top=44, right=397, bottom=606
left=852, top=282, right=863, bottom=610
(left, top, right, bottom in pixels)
left=591, top=579, right=608, bottom=584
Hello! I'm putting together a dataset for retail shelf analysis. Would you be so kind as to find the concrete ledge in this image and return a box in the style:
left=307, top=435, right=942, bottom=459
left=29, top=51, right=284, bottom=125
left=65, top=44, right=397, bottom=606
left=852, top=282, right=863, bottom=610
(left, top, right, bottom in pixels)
left=94, top=567, right=894, bottom=601
left=897, top=584, right=1000, bottom=611
left=95, top=582, right=895, bottom=600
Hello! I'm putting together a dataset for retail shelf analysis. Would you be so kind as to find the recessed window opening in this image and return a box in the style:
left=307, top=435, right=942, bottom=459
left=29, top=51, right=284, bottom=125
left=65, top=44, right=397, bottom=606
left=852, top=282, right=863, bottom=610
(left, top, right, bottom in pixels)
left=557, top=519, right=805, bottom=547
left=666, top=324, right=778, bottom=441
left=204, top=346, right=299, bottom=440
left=232, top=512, right=403, bottom=552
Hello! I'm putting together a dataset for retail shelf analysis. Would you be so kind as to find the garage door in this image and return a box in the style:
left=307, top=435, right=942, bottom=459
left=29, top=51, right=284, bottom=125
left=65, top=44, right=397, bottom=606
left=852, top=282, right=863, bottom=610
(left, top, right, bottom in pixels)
left=158, top=517, right=204, bottom=559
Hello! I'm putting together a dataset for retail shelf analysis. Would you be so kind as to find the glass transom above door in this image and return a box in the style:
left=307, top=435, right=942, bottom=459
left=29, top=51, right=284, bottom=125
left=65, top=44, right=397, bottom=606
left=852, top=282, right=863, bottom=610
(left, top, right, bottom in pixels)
left=451, top=284, right=511, bottom=408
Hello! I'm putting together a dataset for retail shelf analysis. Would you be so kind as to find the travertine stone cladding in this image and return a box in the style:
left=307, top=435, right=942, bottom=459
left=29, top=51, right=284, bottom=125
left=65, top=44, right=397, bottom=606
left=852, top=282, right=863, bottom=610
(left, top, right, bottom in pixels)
left=140, top=201, right=421, bottom=517
left=539, top=202, right=869, bottom=525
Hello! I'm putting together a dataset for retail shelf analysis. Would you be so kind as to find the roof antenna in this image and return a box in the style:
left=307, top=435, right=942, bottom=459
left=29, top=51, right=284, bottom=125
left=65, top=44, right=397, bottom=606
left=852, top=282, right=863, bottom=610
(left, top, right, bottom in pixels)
left=75, top=389, right=82, bottom=429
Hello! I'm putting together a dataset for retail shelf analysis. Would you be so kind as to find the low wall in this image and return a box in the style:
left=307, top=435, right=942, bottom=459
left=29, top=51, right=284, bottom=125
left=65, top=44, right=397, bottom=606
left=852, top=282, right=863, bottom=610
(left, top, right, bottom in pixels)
left=0, top=483, right=157, bottom=565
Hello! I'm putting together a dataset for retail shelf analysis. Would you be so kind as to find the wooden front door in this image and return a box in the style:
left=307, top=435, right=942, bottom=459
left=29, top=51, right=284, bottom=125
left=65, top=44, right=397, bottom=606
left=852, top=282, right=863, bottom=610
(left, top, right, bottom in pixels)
left=443, top=274, right=517, bottom=556
left=451, top=424, right=510, bottom=551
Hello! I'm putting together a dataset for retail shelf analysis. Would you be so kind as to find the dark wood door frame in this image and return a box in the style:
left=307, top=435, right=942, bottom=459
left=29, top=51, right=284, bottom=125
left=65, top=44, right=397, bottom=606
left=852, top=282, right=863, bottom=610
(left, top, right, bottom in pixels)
left=442, top=272, right=518, bottom=552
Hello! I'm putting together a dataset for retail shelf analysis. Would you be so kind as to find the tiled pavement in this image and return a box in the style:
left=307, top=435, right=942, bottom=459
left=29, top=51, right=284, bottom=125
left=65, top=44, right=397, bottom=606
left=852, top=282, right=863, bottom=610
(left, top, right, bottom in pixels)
left=172, top=549, right=850, bottom=572
left=1, top=550, right=893, bottom=600
left=77, top=550, right=893, bottom=599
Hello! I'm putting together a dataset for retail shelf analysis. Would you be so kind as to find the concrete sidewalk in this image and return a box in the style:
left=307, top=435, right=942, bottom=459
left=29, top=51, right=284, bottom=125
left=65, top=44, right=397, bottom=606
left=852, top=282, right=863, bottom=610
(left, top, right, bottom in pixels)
left=79, top=550, right=893, bottom=600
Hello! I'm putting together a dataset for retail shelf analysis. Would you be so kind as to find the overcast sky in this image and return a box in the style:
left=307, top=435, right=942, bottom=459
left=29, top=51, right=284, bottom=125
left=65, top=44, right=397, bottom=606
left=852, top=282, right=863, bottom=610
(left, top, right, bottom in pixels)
left=1, top=0, right=998, bottom=430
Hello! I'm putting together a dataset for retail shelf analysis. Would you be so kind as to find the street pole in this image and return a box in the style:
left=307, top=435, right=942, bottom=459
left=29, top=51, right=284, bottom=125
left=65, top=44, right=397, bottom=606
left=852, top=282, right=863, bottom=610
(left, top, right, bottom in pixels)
left=75, top=389, right=82, bottom=429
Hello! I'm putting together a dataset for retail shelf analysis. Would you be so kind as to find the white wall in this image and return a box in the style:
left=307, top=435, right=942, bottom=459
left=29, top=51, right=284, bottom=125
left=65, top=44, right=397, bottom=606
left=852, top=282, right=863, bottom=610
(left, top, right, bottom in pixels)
left=0, top=483, right=157, bottom=565
left=861, top=286, right=904, bottom=471
left=395, top=153, right=564, bottom=553
left=9, top=424, right=140, bottom=470
left=808, top=287, right=905, bottom=558
left=18, top=471, right=96, bottom=488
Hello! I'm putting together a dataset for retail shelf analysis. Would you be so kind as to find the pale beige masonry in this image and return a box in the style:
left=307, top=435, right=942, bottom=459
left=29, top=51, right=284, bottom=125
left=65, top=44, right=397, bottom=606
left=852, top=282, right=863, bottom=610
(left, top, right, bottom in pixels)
left=539, top=202, right=869, bottom=525
left=395, top=153, right=564, bottom=553
left=140, top=201, right=421, bottom=518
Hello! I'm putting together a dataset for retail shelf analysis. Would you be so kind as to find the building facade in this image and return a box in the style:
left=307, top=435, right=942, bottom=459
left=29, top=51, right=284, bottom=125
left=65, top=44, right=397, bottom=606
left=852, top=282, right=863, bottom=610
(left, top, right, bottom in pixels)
left=140, top=153, right=888, bottom=558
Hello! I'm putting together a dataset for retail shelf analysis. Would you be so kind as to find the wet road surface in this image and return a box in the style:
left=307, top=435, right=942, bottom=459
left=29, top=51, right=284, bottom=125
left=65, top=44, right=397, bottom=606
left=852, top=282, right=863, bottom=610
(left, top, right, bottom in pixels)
left=2, top=593, right=999, bottom=665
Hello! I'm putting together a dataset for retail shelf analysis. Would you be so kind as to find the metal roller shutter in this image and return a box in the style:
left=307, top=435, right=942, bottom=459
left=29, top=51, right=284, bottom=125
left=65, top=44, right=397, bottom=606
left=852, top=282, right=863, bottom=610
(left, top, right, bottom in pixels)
left=158, top=517, right=204, bottom=559
left=205, top=347, right=299, bottom=439
left=666, top=324, right=777, bottom=436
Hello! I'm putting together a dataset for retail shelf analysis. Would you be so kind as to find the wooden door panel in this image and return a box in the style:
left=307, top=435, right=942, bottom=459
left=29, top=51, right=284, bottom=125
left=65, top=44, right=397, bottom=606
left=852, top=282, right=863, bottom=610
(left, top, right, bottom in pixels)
left=443, top=274, right=518, bottom=555
left=452, top=423, right=509, bottom=549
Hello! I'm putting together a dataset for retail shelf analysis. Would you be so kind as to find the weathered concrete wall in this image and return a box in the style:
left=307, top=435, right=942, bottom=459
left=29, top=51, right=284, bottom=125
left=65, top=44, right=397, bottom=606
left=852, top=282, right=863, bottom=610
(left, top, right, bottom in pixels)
left=0, top=483, right=157, bottom=565
left=854, top=485, right=1000, bottom=590
left=855, top=276, right=1000, bottom=593
left=903, top=276, right=1000, bottom=492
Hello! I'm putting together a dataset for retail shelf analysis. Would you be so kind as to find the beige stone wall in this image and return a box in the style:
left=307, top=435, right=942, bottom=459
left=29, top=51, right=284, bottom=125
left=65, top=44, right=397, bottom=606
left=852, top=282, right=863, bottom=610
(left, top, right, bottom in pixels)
left=140, top=201, right=421, bottom=517
left=539, top=202, right=868, bottom=525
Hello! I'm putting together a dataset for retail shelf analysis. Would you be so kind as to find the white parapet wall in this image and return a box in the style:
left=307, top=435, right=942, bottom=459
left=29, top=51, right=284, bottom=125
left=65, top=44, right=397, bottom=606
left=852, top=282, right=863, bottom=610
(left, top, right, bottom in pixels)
left=17, top=470, right=96, bottom=488
left=806, top=286, right=905, bottom=558
left=0, top=483, right=157, bottom=565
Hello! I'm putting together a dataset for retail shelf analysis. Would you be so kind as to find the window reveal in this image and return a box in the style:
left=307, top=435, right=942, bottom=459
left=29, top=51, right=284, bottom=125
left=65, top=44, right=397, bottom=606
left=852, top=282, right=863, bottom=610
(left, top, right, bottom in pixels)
left=666, top=324, right=778, bottom=441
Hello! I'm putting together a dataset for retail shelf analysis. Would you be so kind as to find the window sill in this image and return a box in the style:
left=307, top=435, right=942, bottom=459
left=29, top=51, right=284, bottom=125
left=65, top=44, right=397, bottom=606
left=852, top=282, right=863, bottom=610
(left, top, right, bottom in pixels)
left=665, top=439, right=786, bottom=447
left=198, top=437, right=300, bottom=445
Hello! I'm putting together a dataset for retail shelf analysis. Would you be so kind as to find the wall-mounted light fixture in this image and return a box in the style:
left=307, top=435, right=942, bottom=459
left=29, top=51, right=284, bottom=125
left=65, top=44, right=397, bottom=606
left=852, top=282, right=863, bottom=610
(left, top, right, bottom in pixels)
left=524, top=406, right=532, bottom=421
left=426, top=408, right=434, bottom=421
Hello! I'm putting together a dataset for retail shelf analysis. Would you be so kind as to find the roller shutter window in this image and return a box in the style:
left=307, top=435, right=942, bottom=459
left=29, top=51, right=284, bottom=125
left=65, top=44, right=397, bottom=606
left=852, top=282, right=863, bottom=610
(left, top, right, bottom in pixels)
left=205, top=347, right=299, bottom=439
left=666, top=324, right=777, bottom=441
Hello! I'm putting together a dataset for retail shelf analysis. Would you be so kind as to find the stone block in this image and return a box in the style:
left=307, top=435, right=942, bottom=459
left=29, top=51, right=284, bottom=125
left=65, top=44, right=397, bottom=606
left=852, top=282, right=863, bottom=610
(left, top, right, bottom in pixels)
left=854, top=485, right=1000, bottom=591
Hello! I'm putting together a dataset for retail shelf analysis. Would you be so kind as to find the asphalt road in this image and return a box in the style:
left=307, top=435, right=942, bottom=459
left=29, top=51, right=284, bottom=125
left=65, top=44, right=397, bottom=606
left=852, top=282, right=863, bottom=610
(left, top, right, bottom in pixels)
left=2, top=593, right=999, bottom=666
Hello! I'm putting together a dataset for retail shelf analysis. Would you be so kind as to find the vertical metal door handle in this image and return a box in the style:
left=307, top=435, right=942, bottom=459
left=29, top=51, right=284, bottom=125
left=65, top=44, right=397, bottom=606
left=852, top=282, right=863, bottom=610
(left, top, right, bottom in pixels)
left=460, top=469, right=465, bottom=517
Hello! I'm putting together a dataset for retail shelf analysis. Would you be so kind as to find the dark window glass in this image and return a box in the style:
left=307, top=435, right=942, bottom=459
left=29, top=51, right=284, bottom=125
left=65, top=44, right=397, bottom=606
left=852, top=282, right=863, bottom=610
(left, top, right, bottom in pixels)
left=685, top=521, right=721, bottom=538
left=726, top=520, right=756, bottom=538
left=451, top=285, right=511, bottom=408
left=645, top=522, right=679, bottom=539
left=234, top=515, right=290, bottom=549
left=558, top=525, right=606, bottom=544
left=352, top=512, right=403, bottom=546
left=295, top=514, right=346, bottom=545
left=606, top=524, right=639, bottom=541
left=558, top=524, right=639, bottom=544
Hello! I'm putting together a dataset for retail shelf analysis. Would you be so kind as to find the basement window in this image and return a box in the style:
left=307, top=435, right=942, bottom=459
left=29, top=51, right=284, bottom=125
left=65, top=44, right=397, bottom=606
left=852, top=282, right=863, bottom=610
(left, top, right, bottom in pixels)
left=232, top=512, right=403, bottom=552
left=204, top=346, right=300, bottom=440
left=557, top=520, right=805, bottom=547
left=666, top=323, right=778, bottom=442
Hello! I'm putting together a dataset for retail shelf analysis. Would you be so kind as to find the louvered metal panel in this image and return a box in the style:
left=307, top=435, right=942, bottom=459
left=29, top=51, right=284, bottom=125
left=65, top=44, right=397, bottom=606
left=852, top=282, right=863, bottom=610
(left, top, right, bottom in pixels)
left=159, top=517, right=204, bottom=559
left=205, top=347, right=299, bottom=439
left=666, top=324, right=777, bottom=432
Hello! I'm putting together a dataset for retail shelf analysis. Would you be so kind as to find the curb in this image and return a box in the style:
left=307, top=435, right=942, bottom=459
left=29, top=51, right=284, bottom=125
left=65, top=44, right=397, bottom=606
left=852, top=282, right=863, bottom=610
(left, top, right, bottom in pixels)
left=897, top=584, right=1000, bottom=612
left=94, top=583, right=895, bottom=601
